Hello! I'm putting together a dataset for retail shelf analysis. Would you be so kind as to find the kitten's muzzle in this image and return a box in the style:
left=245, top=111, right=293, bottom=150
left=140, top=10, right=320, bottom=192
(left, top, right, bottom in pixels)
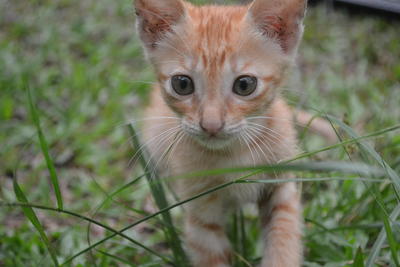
left=200, top=118, right=225, bottom=137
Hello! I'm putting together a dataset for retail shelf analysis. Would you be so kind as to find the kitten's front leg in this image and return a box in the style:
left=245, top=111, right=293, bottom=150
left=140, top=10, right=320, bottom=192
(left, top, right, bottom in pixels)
left=184, top=196, right=232, bottom=267
left=259, top=182, right=302, bottom=267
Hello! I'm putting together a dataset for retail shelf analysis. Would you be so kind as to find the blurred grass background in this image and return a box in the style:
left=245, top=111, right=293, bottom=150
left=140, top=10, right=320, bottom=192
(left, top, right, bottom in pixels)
left=0, top=0, right=399, bottom=266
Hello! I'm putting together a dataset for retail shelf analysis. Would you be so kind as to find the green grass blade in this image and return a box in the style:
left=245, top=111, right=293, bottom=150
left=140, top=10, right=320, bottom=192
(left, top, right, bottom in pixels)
left=382, top=209, right=400, bottom=267
left=322, top=116, right=400, bottom=266
left=0, top=201, right=172, bottom=265
left=239, top=210, right=248, bottom=266
left=366, top=204, right=400, bottom=267
left=127, top=125, right=188, bottom=266
left=166, top=161, right=384, bottom=183
left=239, top=177, right=385, bottom=184
left=230, top=212, right=239, bottom=266
left=58, top=161, right=382, bottom=264
left=353, top=247, right=365, bottom=267
left=325, top=116, right=400, bottom=197
left=27, top=88, right=63, bottom=209
left=85, top=173, right=149, bottom=263
left=89, top=173, right=148, bottom=216
left=13, top=180, right=60, bottom=267
left=97, top=250, right=136, bottom=266
left=288, top=124, right=400, bottom=163
left=59, top=173, right=245, bottom=265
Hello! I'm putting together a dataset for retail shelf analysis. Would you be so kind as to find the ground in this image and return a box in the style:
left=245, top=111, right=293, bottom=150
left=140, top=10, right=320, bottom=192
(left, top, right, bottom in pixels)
left=0, top=0, right=399, bottom=266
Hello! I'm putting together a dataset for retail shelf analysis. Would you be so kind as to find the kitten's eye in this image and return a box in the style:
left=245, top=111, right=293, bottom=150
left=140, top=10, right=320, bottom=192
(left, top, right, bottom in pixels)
left=233, top=76, right=258, bottom=96
left=171, top=75, right=195, bottom=96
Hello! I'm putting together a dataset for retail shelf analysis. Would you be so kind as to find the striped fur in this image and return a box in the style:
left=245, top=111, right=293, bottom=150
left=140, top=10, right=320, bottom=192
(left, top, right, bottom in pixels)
left=134, top=0, right=307, bottom=266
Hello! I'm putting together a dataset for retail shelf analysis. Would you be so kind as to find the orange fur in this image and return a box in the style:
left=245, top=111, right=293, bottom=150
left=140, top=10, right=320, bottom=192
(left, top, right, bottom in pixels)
left=134, top=0, right=308, bottom=266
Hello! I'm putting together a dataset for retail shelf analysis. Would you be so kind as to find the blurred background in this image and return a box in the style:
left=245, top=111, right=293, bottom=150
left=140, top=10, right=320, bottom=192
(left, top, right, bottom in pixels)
left=0, top=0, right=399, bottom=266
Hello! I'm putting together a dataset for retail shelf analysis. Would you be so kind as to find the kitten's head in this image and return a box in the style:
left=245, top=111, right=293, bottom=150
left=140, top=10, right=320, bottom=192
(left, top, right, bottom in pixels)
left=135, top=0, right=306, bottom=149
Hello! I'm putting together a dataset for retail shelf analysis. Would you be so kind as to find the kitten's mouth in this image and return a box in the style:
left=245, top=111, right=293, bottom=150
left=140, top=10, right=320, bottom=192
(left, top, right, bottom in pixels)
left=193, top=134, right=236, bottom=150
left=181, top=120, right=243, bottom=150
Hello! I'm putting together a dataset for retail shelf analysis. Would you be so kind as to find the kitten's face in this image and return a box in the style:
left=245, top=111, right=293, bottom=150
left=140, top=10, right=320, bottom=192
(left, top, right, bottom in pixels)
left=136, top=0, right=306, bottom=149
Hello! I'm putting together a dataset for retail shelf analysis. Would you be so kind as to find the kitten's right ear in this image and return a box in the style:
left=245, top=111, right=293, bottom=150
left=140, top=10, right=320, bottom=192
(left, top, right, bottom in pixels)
left=135, top=0, right=185, bottom=49
left=248, top=0, right=307, bottom=54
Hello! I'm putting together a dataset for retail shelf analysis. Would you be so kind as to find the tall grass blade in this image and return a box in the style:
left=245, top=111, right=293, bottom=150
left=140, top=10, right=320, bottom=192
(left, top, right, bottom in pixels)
left=86, top=173, right=149, bottom=263
left=353, top=247, right=365, bottom=267
left=230, top=212, right=239, bottom=266
left=366, top=204, right=400, bottom=267
left=127, top=125, right=188, bottom=266
left=60, top=171, right=251, bottom=264
left=0, top=201, right=172, bottom=265
left=382, top=210, right=400, bottom=267
left=13, top=180, right=60, bottom=267
left=60, top=161, right=386, bottom=263
left=323, top=116, right=400, bottom=265
left=27, top=88, right=63, bottom=209
left=288, top=124, right=400, bottom=163
left=167, top=161, right=384, bottom=182
left=97, top=250, right=136, bottom=266
left=325, top=115, right=400, bottom=197
left=239, top=210, right=248, bottom=265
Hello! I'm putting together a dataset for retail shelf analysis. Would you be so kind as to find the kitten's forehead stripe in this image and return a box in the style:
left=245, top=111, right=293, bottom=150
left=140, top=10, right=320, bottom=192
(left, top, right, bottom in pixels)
left=186, top=4, right=247, bottom=79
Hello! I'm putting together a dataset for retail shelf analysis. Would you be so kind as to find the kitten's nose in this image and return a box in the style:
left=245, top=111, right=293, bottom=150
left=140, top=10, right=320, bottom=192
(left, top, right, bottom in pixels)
left=200, top=118, right=224, bottom=136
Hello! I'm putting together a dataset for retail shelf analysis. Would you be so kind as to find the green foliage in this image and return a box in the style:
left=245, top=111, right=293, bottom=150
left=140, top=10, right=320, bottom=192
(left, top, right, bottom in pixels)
left=13, top=180, right=60, bottom=266
left=28, top=88, right=63, bottom=209
left=353, top=247, right=365, bottom=267
left=1, top=0, right=399, bottom=266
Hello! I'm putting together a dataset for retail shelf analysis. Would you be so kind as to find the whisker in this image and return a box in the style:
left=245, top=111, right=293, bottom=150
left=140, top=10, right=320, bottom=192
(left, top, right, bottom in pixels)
left=245, top=128, right=270, bottom=162
left=247, top=115, right=330, bottom=129
left=245, top=127, right=280, bottom=180
left=247, top=122, right=286, bottom=141
left=125, top=80, right=158, bottom=86
left=240, top=131, right=257, bottom=166
left=246, top=127, right=278, bottom=162
left=247, top=123, right=301, bottom=152
left=151, top=130, right=185, bottom=174
left=127, top=125, right=181, bottom=167
left=247, top=122, right=294, bottom=148
left=247, top=125, right=284, bottom=149
left=165, top=132, right=186, bottom=169
left=244, top=129, right=263, bottom=163
left=118, top=116, right=179, bottom=128
left=117, top=120, right=179, bottom=152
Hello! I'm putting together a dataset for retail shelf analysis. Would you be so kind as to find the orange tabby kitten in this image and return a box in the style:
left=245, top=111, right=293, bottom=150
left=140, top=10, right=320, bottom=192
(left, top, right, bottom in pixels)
left=135, top=0, right=307, bottom=266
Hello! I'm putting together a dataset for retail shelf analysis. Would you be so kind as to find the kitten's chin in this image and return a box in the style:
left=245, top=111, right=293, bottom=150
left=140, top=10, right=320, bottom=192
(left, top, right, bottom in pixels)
left=193, top=136, right=235, bottom=150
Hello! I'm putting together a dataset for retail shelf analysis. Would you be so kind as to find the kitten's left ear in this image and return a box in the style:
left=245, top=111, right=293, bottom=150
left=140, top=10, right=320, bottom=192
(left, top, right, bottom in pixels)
left=135, top=0, right=185, bottom=49
left=248, top=0, right=307, bottom=54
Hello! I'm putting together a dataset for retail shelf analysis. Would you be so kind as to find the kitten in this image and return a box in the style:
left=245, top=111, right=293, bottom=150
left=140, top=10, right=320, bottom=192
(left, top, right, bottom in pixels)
left=135, top=0, right=307, bottom=266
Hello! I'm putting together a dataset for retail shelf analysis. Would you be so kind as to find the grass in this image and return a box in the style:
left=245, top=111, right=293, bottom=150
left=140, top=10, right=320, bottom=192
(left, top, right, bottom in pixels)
left=0, top=0, right=399, bottom=266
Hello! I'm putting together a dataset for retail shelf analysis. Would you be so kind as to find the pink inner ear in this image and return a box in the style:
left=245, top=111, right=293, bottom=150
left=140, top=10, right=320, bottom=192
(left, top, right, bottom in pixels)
left=135, top=0, right=185, bottom=49
left=249, top=0, right=306, bottom=53
left=261, top=15, right=285, bottom=38
left=140, top=12, right=174, bottom=47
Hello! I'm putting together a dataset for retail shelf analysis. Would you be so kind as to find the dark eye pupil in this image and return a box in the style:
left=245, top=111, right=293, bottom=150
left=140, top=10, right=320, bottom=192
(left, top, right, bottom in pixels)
left=171, top=75, right=194, bottom=96
left=180, top=78, right=188, bottom=89
left=239, top=79, right=248, bottom=91
left=233, top=76, right=257, bottom=96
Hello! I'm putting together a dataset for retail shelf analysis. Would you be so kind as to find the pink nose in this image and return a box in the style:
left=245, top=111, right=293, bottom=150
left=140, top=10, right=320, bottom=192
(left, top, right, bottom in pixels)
left=200, top=119, right=224, bottom=136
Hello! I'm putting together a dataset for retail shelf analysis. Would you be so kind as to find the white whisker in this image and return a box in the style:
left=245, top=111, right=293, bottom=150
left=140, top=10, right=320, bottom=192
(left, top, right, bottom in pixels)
left=247, top=123, right=301, bottom=152
left=246, top=127, right=277, bottom=162
left=142, top=126, right=182, bottom=169
left=127, top=125, right=181, bottom=167
left=151, top=130, right=185, bottom=174
left=246, top=127, right=280, bottom=180
left=240, top=131, right=257, bottom=166
left=245, top=128, right=270, bottom=162
left=118, top=116, right=179, bottom=128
